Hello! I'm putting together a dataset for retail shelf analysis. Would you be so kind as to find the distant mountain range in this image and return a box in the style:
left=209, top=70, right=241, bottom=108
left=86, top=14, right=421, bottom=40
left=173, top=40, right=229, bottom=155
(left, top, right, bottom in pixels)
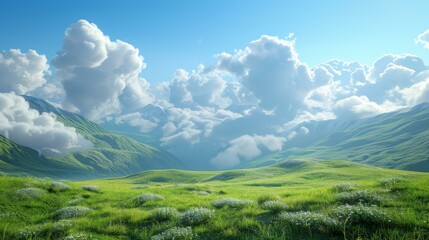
left=243, top=102, right=429, bottom=172
left=0, top=96, right=183, bottom=180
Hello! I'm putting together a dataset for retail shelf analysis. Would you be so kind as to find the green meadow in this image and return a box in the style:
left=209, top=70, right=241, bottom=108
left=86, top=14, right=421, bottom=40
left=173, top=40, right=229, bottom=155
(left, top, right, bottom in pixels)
left=1, top=159, right=428, bottom=240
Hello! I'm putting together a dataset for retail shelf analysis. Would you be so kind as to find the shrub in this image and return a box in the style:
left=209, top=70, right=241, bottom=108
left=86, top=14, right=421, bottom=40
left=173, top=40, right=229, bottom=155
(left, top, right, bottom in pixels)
left=16, top=187, right=45, bottom=199
left=379, top=177, right=405, bottom=187
left=278, top=211, right=340, bottom=232
left=150, top=207, right=179, bottom=221
left=333, top=204, right=390, bottom=225
left=331, top=183, right=357, bottom=192
left=49, top=181, right=72, bottom=192
left=335, top=190, right=382, bottom=205
left=257, top=194, right=280, bottom=204
left=81, top=185, right=100, bottom=192
left=151, top=227, right=196, bottom=240
left=55, top=206, right=92, bottom=219
left=132, top=193, right=164, bottom=205
left=178, top=207, right=214, bottom=226
left=212, top=198, right=254, bottom=209
left=261, top=200, right=288, bottom=213
left=16, top=225, right=43, bottom=239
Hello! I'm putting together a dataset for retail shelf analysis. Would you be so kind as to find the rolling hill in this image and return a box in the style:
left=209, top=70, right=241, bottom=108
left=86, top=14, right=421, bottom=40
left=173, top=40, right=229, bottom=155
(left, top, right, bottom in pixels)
left=244, top=102, right=429, bottom=171
left=0, top=96, right=183, bottom=180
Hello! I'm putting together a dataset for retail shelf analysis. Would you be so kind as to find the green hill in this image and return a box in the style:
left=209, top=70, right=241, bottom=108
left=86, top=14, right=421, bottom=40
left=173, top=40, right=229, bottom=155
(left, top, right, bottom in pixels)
left=0, top=96, right=183, bottom=180
left=1, top=160, right=428, bottom=239
left=243, top=103, right=429, bottom=171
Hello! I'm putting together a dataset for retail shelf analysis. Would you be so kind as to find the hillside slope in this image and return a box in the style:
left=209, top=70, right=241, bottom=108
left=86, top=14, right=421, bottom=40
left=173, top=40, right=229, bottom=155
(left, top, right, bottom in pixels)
left=244, top=102, right=429, bottom=171
left=0, top=96, right=183, bottom=179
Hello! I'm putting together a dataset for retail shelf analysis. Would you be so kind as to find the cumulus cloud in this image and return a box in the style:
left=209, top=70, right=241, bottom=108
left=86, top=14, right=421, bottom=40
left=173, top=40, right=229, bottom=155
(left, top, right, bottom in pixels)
left=333, top=96, right=399, bottom=120
left=0, top=49, right=49, bottom=94
left=210, top=134, right=286, bottom=168
left=398, top=71, right=429, bottom=106
left=218, top=35, right=313, bottom=117
left=416, top=29, right=429, bottom=49
left=0, top=92, right=92, bottom=157
left=53, top=20, right=152, bottom=121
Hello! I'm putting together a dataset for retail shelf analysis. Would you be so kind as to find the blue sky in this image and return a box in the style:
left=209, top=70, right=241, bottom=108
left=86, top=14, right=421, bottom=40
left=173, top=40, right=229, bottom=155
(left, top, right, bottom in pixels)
left=1, top=0, right=428, bottom=83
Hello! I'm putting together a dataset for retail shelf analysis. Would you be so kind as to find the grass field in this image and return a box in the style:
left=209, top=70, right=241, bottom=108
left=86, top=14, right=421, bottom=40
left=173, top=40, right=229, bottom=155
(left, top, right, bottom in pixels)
left=1, top=159, right=428, bottom=239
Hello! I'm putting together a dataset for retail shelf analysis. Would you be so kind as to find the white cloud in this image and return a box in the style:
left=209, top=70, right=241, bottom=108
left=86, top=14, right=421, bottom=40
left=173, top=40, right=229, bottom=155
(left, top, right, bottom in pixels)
left=210, top=134, right=286, bottom=168
left=333, top=95, right=400, bottom=120
left=398, top=71, right=429, bottom=106
left=53, top=20, right=152, bottom=121
left=0, top=49, right=49, bottom=94
left=217, top=35, right=313, bottom=117
left=416, top=29, right=429, bottom=49
left=0, top=92, right=92, bottom=157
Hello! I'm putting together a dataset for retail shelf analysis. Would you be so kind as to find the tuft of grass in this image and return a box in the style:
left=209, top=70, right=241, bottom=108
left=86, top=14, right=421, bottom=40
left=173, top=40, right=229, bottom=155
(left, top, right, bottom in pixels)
left=331, top=183, right=358, bottom=192
left=151, top=226, right=195, bottom=240
left=379, top=177, right=405, bottom=187
left=194, top=191, right=210, bottom=196
left=55, top=206, right=92, bottom=219
left=81, top=185, right=100, bottom=192
left=278, top=211, right=340, bottom=232
left=260, top=200, right=288, bottom=213
left=335, top=190, right=382, bottom=205
left=132, top=184, right=149, bottom=189
left=132, top=193, right=164, bottom=206
left=332, top=204, right=390, bottom=225
left=212, top=198, right=254, bottom=209
left=49, top=181, right=72, bottom=192
left=149, top=207, right=179, bottom=222
left=178, top=207, right=214, bottom=226
left=16, top=187, right=45, bottom=199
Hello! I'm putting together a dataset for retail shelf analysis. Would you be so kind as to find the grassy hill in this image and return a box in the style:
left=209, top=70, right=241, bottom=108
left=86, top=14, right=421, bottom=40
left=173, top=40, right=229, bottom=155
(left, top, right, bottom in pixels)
left=243, top=102, right=429, bottom=171
left=0, top=96, right=183, bottom=180
left=0, top=160, right=428, bottom=239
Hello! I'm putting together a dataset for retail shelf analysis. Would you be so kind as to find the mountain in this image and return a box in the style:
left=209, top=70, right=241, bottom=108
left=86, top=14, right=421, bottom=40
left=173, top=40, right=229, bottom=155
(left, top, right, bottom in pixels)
left=243, top=102, right=429, bottom=172
left=0, top=96, right=183, bottom=180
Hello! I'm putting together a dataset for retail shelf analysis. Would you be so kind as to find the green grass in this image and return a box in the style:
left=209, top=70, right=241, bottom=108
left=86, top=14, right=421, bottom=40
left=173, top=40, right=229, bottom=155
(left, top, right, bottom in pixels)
left=0, top=159, right=428, bottom=239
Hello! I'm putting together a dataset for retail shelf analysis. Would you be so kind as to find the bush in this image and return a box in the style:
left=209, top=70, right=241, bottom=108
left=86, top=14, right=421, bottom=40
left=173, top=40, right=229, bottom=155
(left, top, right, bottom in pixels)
left=16, top=187, right=45, bottom=199
left=195, top=191, right=210, bottom=196
left=16, top=225, right=43, bottom=239
left=150, top=207, right=179, bottom=221
left=333, top=204, right=390, bottom=225
left=278, top=211, right=340, bottom=232
left=379, top=177, right=405, bottom=187
left=257, top=194, right=280, bottom=204
left=335, top=190, right=382, bottom=205
left=331, top=183, right=357, bottom=192
left=261, top=200, right=288, bottom=213
left=132, top=193, right=164, bottom=205
left=49, top=181, right=72, bottom=192
left=151, top=227, right=196, bottom=240
left=81, top=185, right=100, bottom=192
left=55, top=206, right=92, bottom=219
left=212, top=198, right=254, bottom=209
left=68, top=197, right=85, bottom=205
left=132, top=184, right=149, bottom=189
left=178, top=207, right=214, bottom=226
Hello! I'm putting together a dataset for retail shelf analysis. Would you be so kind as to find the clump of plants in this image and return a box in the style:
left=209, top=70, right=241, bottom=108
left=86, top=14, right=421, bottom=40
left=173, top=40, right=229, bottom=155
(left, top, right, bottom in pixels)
left=379, top=177, right=405, bottom=187
left=16, top=187, right=45, bottom=199
left=55, top=206, right=92, bottom=219
left=132, top=184, right=149, bottom=189
left=278, top=211, right=340, bottom=232
left=212, top=198, right=254, bottom=209
left=178, top=207, right=214, bottom=226
left=81, top=185, right=100, bottom=192
left=151, top=227, right=196, bottom=240
left=331, top=183, right=358, bottom=192
left=49, top=181, right=72, bottom=192
left=335, top=190, right=382, bottom=205
left=194, top=191, right=210, bottom=196
left=132, top=193, right=164, bottom=205
left=260, top=200, right=288, bottom=213
left=150, top=207, right=179, bottom=221
left=332, top=204, right=390, bottom=225
left=68, top=197, right=85, bottom=205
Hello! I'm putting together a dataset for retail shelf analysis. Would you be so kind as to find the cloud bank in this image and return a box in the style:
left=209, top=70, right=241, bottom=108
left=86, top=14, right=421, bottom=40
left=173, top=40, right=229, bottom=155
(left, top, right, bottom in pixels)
left=0, top=92, right=92, bottom=157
